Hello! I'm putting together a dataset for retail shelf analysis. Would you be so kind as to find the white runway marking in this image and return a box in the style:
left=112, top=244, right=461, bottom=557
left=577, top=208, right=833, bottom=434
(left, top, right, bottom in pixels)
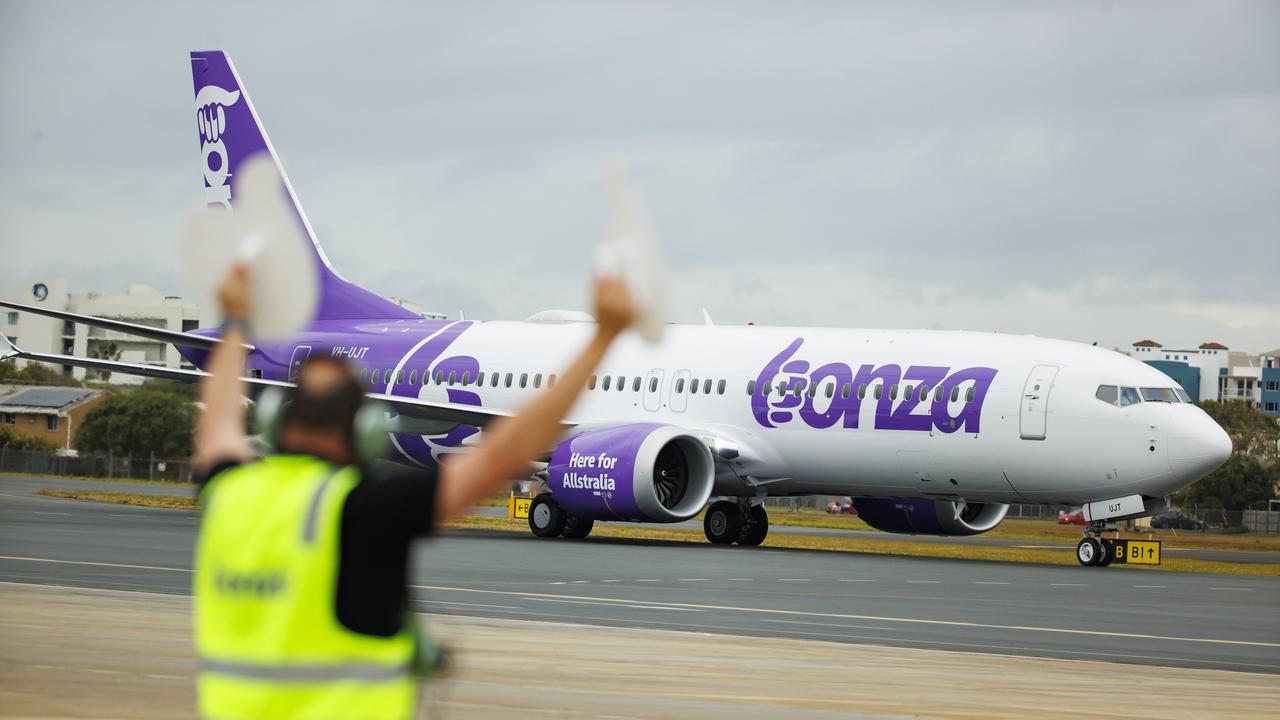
left=838, top=578, right=875, bottom=582
left=906, top=580, right=940, bottom=584
left=413, top=583, right=1280, bottom=649
left=778, top=578, right=810, bottom=582
left=677, top=578, right=707, bottom=582
left=1050, top=583, right=1088, bottom=587
left=727, top=578, right=753, bottom=581
left=974, top=581, right=1010, bottom=585
left=421, top=600, right=520, bottom=610
left=525, top=597, right=701, bottom=612
left=1208, top=587, right=1253, bottom=591
left=634, top=579, right=659, bottom=582
left=1134, top=585, right=1167, bottom=589
left=33, top=511, right=70, bottom=515
left=0, top=555, right=191, bottom=573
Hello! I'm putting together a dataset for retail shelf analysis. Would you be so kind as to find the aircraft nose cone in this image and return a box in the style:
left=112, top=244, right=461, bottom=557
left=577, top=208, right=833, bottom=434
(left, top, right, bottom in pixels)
left=1167, top=409, right=1233, bottom=483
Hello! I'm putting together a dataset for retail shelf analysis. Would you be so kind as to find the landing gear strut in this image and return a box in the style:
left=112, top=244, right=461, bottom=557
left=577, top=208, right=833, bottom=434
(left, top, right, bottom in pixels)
left=703, top=499, right=770, bottom=546
left=1075, top=521, right=1115, bottom=567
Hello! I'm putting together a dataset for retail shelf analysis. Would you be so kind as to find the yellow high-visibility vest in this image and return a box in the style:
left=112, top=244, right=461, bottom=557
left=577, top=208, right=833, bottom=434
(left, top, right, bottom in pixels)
left=194, top=455, right=416, bottom=719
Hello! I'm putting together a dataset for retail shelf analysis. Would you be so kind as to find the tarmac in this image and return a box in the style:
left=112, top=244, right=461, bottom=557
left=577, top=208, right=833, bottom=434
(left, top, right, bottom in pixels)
left=1, top=473, right=1277, bottom=675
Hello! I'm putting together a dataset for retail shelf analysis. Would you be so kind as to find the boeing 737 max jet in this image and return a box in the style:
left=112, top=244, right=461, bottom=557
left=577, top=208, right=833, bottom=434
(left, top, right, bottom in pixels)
left=1, top=51, right=1233, bottom=567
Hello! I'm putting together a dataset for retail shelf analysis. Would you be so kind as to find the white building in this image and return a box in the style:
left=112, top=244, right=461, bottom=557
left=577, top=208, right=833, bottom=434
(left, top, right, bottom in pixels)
left=2, top=278, right=212, bottom=385
left=1131, top=339, right=1280, bottom=416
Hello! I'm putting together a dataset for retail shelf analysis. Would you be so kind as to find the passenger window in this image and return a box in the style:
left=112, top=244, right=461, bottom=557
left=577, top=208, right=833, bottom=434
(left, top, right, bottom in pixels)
left=703, top=379, right=712, bottom=394
left=747, top=379, right=756, bottom=395
left=857, top=384, right=866, bottom=400
left=603, top=375, right=612, bottom=391
left=534, top=373, right=542, bottom=389
left=549, top=374, right=557, bottom=387
left=874, top=384, right=882, bottom=400
left=950, top=386, right=960, bottom=403
left=360, top=368, right=369, bottom=382
left=617, top=376, right=626, bottom=392
left=841, top=383, right=851, bottom=399
left=965, top=387, right=975, bottom=403
left=461, top=371, right=470, bottom=385
left=918, top=384, right=929, bottom=401
left=688, top=378, right=697, bottom=394
left=435, top=371, right=445, bottom=384
left=409, top=369, right=418, bottom=385
left=889, top=384, right=898, bottom=400
left=520, top=373, right=528, bottom=388
left=807, top=382, right=818, bottom=398
left=633, top=377, right=641, bottom=392
left=588, top=375, right=597, bottom=390
left=675, top=378, right=685, bottom=393
left=371, top=368, right=380, bottom=384
left=777, top=380, right=787, bottom=396
left=490, top=372, right=499, bottom=387
left=448, top=370, right=456, bottom=385
left=792, top=381, right=803, bottom=398
left=934, top=386, right=944, bottom=402
left=649, top=377, right=658, bottom=393
left=476, top=372, right=484, bottom=387
left=904, top=385, right=914, bottom=401
left=717, top=379, right=726, bottom=395
left=825, top=383, right=834, bottom=399
left=1095, top=385, right=1118, bottom=405
left=504, top=373, right=513, bottom=388
left=1120, top=387, right=1141, bottom=406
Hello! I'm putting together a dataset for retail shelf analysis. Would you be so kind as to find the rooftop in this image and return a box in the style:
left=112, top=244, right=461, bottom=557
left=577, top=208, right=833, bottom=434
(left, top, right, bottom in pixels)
left=0, top=386, right=100, bottom=413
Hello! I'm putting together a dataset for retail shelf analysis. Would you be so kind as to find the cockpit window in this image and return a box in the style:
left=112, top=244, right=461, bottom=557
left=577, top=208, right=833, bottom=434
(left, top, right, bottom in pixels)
left=1174, top=387, right=1193, bottom=403
left=1095, top=385, right=1118, bottom=405
left=1119, top=387, right=1141, bottom=407
left=1141, top=387, right=1178, bottom=403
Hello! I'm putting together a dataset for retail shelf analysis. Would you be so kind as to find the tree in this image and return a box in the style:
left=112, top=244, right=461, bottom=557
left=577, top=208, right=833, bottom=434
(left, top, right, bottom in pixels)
left=0, top=358, right=82, bottom=387
left=0, top=426, right=58, bottom=452
left=75, top=389, right=195, bottom=458
left=88, top=341, right=122, bottom=382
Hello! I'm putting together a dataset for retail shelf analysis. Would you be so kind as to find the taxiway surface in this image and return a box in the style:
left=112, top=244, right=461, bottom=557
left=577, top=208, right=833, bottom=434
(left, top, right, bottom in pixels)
left=1, top=474, right=1276, bottom=674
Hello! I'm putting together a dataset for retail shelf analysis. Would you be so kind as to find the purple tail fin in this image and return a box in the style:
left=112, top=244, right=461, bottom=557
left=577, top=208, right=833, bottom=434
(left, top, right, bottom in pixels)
left=190, top=50, right=418, bottom=322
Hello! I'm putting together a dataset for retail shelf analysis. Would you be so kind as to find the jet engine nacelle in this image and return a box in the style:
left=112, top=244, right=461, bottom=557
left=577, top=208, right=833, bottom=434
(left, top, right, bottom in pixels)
left=852, top=498, right=1009, bottom=536
left=546, top=423, right=715, bottom=522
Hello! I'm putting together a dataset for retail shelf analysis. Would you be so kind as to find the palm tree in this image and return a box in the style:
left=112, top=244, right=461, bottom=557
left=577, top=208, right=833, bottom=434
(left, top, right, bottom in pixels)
left=88, top=341, right=121, bottom=382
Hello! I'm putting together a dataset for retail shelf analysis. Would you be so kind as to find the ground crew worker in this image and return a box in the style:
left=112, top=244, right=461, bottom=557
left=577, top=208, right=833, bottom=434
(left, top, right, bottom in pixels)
left=192, top=265, right=634, bottom=719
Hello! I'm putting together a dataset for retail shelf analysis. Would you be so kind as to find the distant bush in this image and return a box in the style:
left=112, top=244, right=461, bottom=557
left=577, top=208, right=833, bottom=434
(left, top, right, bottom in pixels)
left=0, top=358, right=82, bottom=387
left=76, top=390, right=194, bottom=458
left=0, top=426, right=58, bottom=452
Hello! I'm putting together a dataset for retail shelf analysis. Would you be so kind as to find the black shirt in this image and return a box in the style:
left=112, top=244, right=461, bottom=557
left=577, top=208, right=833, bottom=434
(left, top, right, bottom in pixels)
left=197, top=456, right=437, bottom=637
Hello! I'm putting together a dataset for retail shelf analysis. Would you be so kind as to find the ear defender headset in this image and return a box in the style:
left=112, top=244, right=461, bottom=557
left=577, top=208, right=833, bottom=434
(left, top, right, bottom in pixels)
left=255, top=385, right=391, bottom=465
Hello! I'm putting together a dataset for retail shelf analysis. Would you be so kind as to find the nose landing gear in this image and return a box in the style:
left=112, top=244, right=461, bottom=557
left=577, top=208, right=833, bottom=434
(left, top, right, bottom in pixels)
left=1076, top=521, right=1116, bottom=567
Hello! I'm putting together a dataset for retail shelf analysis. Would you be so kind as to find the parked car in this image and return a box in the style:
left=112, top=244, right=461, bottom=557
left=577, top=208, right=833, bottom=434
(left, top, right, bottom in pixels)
left=826, top=498, right=856, bottom=515
left=1057, top=509, right=1087, bottom=525
left=1149, top=511, right=1204, bottom=530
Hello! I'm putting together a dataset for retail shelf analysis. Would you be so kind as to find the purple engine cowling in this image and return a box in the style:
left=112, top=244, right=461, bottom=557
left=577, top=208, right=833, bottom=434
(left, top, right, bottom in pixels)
left=853, top=498, right=1009, bottom=536
left=546, top=423, right=715, bottom=522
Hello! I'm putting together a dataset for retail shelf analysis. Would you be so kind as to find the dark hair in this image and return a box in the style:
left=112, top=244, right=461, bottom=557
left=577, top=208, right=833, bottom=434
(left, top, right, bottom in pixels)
left=280, top=357, right=363, bottom=437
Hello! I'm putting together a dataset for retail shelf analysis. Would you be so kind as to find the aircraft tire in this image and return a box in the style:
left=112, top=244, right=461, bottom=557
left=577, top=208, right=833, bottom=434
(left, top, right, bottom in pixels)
left=1096, top=539, right=1114, bottom=567
left=704, top=501, right=742, bottom=544
left=529, top=495, right=566, bottom=538
left=737, top=505, right=769, bottom=546
left=561, top=514, right=594, bottom=539
left=1075, top=537, right=1102, bottom=567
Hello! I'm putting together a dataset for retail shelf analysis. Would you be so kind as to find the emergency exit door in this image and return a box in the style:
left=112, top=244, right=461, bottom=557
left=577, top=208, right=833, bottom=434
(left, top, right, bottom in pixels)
left=288, top=345, right=311, bottom=382
left=1019, top=364, right=1059, bottom=440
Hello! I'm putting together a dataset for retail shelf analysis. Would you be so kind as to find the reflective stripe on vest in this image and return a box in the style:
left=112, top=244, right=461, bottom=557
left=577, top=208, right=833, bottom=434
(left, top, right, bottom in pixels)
left=194, top=455, right=416, bottom=720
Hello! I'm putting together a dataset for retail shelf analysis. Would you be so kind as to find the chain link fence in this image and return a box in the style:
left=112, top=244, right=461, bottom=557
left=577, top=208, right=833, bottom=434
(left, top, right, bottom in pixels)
left=0, top=447, right=195, bottom=484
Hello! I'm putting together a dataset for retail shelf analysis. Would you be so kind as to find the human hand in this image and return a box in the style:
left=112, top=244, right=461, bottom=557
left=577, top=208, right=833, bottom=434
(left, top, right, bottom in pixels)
left=594, top=276, right=635, bottom=339
left=218, top=264, right=251, bottom=321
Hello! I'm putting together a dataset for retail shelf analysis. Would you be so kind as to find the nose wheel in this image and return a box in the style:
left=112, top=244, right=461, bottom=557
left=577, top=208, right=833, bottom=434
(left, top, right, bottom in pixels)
left=1076, top=522, right=1116, bottom=567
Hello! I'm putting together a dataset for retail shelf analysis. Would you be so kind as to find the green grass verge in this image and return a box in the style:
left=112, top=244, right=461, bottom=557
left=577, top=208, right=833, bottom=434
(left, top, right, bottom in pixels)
left=8, top=472, right=191, bottom=488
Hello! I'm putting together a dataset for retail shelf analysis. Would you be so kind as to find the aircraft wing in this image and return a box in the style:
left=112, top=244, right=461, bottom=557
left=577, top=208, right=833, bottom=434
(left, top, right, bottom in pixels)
left=1, top=337, right=517, bottom=429
left=0, top=300, right=253, bottom=351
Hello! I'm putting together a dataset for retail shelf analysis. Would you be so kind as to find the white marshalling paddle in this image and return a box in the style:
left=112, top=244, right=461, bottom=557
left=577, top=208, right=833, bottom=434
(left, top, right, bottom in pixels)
left=596, top=166, right=667, bottom=344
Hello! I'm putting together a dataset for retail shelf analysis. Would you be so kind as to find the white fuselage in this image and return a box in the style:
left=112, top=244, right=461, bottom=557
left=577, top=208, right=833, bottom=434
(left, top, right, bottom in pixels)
left=359, top=319, right=1229, bottom=507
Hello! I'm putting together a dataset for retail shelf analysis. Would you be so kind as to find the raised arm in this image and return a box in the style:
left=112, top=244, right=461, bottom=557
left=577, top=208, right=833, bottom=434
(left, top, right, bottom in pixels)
left=434, top=278, right=634, bottom=522
left=194, top=266, right=255, bottom=472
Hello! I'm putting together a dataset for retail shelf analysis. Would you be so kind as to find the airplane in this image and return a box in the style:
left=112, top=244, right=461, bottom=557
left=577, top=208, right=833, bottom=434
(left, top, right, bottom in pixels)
left=1, top=50, right=1233, bottom=568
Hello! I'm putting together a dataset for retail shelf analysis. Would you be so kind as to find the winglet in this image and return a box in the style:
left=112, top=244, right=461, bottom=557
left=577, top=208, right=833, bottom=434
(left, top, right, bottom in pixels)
left=0, top=333, right=20, bottom=360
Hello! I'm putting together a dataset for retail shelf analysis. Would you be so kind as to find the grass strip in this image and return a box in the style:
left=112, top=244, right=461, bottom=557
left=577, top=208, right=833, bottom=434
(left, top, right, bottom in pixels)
left=37, top=488, right=197, bottom=510
left=446, top=515, right=1280, bottom=577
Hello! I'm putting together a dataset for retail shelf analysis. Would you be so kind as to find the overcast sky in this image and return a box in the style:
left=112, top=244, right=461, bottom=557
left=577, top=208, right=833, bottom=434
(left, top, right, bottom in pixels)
left=2, top=1, right=1277, bottom=351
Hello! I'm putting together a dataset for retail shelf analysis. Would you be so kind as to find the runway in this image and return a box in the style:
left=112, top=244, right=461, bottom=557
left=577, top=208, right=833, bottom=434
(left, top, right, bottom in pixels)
left=1, top=474, right=1278, bottom=674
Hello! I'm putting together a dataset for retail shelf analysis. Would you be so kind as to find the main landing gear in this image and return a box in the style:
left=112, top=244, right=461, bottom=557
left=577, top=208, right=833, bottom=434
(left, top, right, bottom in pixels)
left=703, top=499, right=769, bottom=547
left=1075, top=521, right=1116, bottom=567
left=528, top=495, right=594, bottom=540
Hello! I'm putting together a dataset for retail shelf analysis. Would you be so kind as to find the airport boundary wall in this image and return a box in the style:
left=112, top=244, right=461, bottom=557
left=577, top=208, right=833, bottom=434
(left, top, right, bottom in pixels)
left=0, top=447, right=194, bottom=483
